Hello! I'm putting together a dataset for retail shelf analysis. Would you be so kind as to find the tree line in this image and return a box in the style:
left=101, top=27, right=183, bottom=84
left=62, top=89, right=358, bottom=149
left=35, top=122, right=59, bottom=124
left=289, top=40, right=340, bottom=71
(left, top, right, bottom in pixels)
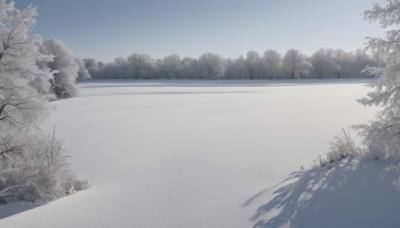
left=83, top=48, right=377, bottom=80
left=35, top=40, right=378, bottom=100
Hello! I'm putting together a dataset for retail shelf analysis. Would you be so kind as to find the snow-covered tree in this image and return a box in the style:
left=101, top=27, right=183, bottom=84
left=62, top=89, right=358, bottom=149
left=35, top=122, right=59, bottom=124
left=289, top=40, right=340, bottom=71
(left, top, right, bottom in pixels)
left=283, top=49, right=312, bottom=79
left=95, top=57, right=131, bottom=79
left=127, top=53, right=156, bottom=79
left=332, top=49, right=354, bottom=78
left=0, top=0, right=86, bottom=203
left=181, top=57, right=200, bottom=79
left=83, top=58, right=101, bottom=79
left=112, top=57, right=131, bottom=79
left=262, top=49, right=283, bottom=79
left=353, top=49, right=377, bottom=77
left=159, top=54, right=182, bottom=79
left=40, top=39, right=79, bottom=98
left=75, top=56, right=91, bottom=81
left=224, top=57, right=242, bottom=79
left=358, top=0, right=400, bottom=159
left=311, top=49, right=340, bottom=78
left=198, top=53, right=225, bottom=79
left=244, top=51, right=263, bottom=80
left=355, top=0, right=400, bottom=159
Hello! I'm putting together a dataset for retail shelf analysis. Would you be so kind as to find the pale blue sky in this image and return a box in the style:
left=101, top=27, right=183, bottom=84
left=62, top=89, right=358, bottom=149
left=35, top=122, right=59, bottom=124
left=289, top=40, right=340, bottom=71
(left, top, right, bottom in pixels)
left=16, top=0, right=384, bottom=62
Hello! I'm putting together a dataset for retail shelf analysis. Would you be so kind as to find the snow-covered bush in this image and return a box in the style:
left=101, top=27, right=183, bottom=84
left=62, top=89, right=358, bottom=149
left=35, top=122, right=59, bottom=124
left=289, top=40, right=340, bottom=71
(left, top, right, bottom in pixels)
left=0, top=133, right=88, bottom=203
left=327, top=129, right=362, bottom=163
left=315, top=129, right=362, bottom=167
left=0, top=0, right=86, bottom=204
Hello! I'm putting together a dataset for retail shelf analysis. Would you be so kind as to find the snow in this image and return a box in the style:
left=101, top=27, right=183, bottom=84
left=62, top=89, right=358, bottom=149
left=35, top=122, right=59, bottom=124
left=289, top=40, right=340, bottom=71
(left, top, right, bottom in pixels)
left=1, top=79, right=399, bottom=228
left=251, top=157, right=400, bottom=227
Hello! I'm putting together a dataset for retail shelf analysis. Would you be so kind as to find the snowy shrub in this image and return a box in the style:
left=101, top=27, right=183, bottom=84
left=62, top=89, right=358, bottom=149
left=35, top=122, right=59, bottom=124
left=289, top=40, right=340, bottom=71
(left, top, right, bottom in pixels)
left=327, top=129, right=362, bottom=163
left=0, top=134, right=89, bottom=204
left=314, top=155, right=328, bottom=167
left=314, top=129, right=363, bottom=167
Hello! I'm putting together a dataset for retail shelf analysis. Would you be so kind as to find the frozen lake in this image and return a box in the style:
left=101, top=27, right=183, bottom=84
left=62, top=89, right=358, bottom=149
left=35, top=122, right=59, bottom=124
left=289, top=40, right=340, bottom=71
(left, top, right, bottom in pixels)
left=0, top=79, right=379, bottom=227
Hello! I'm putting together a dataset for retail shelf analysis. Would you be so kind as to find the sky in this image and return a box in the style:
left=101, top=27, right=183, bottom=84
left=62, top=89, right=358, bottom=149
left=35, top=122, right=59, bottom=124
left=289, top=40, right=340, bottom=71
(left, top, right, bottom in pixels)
left=15, top=0, right=385, bottom=62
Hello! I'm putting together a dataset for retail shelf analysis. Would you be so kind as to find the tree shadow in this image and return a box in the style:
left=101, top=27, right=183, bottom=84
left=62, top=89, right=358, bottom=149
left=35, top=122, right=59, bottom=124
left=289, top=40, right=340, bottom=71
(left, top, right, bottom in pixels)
left=0, top=202, right=37, bottom=219
left=247, top=158, right=400, bottom=228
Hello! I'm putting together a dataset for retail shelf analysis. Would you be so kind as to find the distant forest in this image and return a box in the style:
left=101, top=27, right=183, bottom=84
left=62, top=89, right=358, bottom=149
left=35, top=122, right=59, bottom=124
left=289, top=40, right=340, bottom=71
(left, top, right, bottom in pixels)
left=82, top=48, right=377, bottom=80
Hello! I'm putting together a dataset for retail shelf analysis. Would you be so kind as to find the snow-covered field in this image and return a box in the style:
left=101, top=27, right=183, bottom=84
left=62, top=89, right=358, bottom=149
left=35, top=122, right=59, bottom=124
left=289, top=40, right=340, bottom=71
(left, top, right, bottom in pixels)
left=2, top=79, right=400, bottom=227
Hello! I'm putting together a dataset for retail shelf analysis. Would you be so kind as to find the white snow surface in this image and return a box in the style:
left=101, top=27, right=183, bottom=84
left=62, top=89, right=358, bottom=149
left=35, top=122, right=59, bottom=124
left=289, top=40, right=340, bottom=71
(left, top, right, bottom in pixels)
left=2, top=79, right=400, bottom=228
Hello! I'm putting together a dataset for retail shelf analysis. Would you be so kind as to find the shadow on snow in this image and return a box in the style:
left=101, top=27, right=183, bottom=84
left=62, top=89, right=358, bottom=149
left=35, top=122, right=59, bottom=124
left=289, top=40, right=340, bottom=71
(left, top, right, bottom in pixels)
left=0, top=202, right=37, bottom=220
left=246, top=158, right=400, bottom=228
